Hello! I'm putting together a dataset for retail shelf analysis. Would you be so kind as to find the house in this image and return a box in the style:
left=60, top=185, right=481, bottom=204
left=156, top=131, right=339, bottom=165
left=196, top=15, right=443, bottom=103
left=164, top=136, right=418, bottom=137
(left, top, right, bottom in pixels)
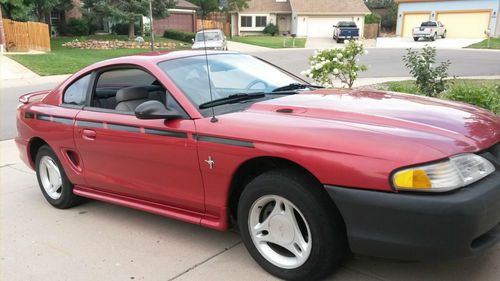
left=395, top=0, right=500, bottom=38
left=49, top=0, right=83, bottom=36
left=230, top=0, right=370, bottom=38
left=153, top=0, right=199, bottom=35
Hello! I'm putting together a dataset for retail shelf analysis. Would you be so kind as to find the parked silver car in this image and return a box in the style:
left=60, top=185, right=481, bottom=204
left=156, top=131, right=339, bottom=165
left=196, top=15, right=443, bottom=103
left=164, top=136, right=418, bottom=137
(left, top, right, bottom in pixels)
left=192, top=29, right=227, bottom=50
left=412, top=21, right=447, bottom=41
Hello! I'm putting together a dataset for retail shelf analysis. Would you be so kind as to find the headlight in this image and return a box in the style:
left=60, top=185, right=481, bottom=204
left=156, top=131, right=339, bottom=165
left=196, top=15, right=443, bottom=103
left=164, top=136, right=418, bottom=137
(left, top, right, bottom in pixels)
left=393, top=153, right=495, bottom=192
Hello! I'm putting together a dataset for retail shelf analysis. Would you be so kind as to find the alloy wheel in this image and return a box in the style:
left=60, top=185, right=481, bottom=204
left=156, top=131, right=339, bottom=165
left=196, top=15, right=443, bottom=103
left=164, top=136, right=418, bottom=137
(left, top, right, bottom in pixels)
left=248, top=195, right=312, bottom=269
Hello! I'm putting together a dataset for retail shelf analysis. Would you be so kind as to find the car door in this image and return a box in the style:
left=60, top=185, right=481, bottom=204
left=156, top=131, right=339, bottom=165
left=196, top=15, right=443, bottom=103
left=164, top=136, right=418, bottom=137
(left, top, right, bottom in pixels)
left=73, top=66, right=205, bottom=212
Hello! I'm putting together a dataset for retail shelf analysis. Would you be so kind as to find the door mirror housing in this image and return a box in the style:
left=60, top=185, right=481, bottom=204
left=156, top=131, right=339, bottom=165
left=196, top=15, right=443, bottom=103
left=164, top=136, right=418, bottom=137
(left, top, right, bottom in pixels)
left=191, top=38, right=195, bottom=43
left=135, top=100, right=181, bottom=120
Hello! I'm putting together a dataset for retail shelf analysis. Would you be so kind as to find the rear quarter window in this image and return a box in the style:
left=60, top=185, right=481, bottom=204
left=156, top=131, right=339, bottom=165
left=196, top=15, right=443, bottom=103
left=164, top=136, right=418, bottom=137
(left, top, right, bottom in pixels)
left=63, top=74, right=91, bottom=105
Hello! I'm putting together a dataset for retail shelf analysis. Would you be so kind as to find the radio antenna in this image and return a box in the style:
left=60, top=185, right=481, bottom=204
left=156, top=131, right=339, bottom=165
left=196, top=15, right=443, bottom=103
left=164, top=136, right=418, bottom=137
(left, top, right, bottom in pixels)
left=201, top=12, right=218, bottom=123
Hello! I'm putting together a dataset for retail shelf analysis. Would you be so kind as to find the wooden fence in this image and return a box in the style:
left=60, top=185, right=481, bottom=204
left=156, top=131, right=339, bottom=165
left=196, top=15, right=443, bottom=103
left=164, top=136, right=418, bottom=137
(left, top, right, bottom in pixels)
left=197, top=19, right=230, bottom=36
left=3, top=19, right=51, bottom=52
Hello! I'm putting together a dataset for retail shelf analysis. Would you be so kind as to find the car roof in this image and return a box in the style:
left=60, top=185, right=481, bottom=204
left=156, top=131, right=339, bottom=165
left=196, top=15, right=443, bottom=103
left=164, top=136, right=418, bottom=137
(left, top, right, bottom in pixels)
left=78, top=50, right=241, bottom=73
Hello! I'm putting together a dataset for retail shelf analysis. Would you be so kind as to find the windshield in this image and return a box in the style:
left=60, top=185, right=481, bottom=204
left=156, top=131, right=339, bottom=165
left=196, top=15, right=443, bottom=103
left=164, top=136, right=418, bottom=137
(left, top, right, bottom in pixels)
left=421, top=21, right=437, bottom=27
left=195, top=31, right=222, bottom=42
left=158, top=54, right=301, bottom=109
left=338, top=21, right=357, bottom=27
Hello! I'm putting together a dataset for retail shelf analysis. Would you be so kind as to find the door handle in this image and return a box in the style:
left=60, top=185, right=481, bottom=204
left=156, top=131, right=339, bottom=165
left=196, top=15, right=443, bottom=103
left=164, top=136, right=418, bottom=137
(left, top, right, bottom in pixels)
left=82, top=129, right=96, bottom=140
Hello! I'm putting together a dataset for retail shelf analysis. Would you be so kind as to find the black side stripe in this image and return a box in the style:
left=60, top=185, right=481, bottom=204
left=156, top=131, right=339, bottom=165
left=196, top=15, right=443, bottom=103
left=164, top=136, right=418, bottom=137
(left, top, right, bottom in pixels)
left=36, top=114, right=51, bottom=121
left=35, top=114, right=73, bottom=125
left=52, top=116, right=74, bottom=125
left=25, top=112, right=35, bottom=119
left=193, top=134, right=254, bottom=148
left=107, top=123, right=140, bottom=133
left=145, top=128, right=188, bottom=138
left=76, top=120, right=103, bottom=128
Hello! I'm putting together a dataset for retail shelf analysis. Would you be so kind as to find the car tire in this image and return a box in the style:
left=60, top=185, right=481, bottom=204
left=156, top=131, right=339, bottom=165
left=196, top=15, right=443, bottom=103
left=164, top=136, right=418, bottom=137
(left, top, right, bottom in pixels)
left=442, top=31, right=447, bottom=38
left=431, top=33, right=437, bottom=41
left=413, top=37, right=419, bottom=41
left=35, top=145, right=82, bottom=209
left=238, top=169, right=347, bottom=281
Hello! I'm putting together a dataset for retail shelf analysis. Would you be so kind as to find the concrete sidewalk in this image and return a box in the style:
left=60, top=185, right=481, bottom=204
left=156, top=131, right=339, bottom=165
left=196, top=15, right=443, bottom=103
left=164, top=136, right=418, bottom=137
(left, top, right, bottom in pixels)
left=227, top=41, right=271, bottom=52
left=1, top=138, right=500, bottom=281
left=0, top=55, right=39, bottom=81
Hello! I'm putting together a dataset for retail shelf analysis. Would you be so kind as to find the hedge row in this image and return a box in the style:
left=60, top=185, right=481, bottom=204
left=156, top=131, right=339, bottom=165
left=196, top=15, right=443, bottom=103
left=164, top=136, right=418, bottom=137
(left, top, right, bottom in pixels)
left=163, top=29, right=195, bottom=43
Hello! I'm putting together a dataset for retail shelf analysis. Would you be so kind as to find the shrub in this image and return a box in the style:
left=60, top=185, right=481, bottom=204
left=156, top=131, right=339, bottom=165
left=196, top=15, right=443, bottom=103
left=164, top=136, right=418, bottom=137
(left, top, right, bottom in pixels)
left=263, top=23, right=279, bottom=36
left=302, top=40, right=368, bottom=88
left=381, top=0, right=397, bottom=30
left=365, top=13, right=381, bottom=24
left=442, top=82, right=500, bottom=115
left=403, top=46, right=451, bottom=97
left=66, top=18, right=90, bottom=36
left=112, top=23, right=140, bottom=35
left=163, top=29, right=195, bottom=43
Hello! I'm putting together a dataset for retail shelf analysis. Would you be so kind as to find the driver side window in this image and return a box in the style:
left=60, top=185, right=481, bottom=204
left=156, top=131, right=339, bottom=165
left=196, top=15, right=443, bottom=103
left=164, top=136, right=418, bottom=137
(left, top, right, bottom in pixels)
left=89, top=68, right=184, bottom=115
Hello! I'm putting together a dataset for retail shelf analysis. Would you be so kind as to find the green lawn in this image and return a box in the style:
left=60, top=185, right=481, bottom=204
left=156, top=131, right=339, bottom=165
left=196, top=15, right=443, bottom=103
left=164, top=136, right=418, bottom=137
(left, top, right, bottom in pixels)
left=465, top=38, right=500, bottom=49
left=231, top=36, right=306, bottom=49
left=7, top=35, right=188, bottom=76
left=375, top=79, right=500, bottom=115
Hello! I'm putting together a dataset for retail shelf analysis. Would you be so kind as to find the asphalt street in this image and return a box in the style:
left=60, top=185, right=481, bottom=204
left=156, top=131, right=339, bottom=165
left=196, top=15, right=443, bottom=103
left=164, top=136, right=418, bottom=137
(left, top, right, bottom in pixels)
left=251, top=48, right=500, bottom=78
left=1, top=48, right=500, bottom=141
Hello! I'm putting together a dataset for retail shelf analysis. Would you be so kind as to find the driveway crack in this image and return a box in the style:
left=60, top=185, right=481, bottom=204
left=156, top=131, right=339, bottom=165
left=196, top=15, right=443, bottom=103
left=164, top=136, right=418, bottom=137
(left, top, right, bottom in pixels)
left=168, top=240, right=242, bottom=281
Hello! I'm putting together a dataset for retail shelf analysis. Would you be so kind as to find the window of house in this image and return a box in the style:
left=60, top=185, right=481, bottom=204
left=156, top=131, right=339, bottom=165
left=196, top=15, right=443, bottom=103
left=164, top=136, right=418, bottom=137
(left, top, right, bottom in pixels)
left=241, top=16, right=252, bottom=27
left=63, top=74, right=91, bottom=105
left=256, top=16, right=267, bottom=27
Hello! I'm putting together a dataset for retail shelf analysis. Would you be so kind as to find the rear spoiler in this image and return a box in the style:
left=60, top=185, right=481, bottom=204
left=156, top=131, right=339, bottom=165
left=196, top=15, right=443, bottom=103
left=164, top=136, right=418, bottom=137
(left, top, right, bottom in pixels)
left=19, top=90, right=50, bottom=104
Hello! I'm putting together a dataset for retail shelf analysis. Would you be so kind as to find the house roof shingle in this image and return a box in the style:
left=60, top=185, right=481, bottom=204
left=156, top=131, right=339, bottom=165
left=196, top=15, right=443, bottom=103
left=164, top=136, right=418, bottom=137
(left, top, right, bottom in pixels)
left=290, top=0, right=370, bottom=15
left=175, top=0, right=199, bottom=10
left=240, top=0, right=292, bottom=13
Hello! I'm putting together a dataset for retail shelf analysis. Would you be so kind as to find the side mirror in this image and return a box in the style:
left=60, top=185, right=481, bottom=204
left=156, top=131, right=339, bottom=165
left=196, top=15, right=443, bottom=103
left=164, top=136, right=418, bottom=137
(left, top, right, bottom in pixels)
left=191, top=38, right=195, bottom=43
left=135, top=100, right=181, bottom=120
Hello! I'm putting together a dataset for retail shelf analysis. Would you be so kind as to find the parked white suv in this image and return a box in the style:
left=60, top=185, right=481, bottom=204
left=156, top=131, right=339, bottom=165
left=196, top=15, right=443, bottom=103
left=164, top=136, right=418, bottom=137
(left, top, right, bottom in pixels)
left=412, top=21, right=447, bottom=41
left=192, top=29, right=227, bottom=51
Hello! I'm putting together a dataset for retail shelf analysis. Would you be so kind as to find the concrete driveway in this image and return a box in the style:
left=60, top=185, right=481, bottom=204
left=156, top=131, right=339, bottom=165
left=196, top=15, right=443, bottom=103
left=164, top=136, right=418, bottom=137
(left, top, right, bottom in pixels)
left=1, top=139, right=500, bottom=281
left=305, top=37, right=377, bottom=49
left=376, top=37, right=484, bottom=49
left=305, top=37, right=341, bottom=49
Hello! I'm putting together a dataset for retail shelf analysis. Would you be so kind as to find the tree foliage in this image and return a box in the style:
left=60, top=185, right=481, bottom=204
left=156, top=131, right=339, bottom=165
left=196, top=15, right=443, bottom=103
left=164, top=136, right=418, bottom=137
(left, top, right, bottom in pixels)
left=381, top=0, right=397, bottom=30
left=1, top=0, right=72, bottom=22
left=84, top=0, right=177, bottom=38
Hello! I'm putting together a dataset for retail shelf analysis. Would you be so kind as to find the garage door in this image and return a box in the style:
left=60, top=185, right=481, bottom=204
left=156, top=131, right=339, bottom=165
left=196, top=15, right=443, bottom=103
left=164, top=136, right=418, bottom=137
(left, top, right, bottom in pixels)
left=307, top=17, right=353, bottom=37
left=437, top=11, right=490, bottom=38
left=402, top=12, right=431, bottom=37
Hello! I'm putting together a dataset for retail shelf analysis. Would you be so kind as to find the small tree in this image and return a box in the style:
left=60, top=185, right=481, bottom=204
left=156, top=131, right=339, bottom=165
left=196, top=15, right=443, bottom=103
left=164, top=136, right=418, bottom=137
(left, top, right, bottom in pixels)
left=302, top=40, right=368, bottom=89
left=381, top=0, right=397, bottom=31
left=403, top=46, right=451, bottom=97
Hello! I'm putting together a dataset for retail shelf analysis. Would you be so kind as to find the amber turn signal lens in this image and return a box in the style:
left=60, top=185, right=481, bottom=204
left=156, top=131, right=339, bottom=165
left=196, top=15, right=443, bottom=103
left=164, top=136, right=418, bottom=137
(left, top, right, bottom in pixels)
left=393, top=169, right=432, bottom=189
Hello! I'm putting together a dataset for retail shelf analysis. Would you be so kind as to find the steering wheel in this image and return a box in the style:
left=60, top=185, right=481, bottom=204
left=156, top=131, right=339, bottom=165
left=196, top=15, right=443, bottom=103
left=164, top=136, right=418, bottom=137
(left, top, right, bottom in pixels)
left=245, top=79, right=268, bottom=93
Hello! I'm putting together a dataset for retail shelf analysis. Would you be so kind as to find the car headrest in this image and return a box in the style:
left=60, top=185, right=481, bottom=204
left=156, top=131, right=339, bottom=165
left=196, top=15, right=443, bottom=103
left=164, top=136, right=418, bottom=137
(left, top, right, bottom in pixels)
left=115, top=86, right=149, bottom=103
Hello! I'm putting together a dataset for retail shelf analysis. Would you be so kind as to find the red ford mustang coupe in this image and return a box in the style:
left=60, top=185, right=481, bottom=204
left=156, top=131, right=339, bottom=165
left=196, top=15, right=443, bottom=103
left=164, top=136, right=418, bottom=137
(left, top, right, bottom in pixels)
left=16, top=51, right=500, bottom=280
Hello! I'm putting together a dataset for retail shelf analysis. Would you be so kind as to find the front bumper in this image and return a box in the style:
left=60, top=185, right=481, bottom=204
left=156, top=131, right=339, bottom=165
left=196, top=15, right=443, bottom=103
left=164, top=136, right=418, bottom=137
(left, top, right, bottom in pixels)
left=413, top=33, right=432, bottom=38
left=325, top=170, right=500, bottom=260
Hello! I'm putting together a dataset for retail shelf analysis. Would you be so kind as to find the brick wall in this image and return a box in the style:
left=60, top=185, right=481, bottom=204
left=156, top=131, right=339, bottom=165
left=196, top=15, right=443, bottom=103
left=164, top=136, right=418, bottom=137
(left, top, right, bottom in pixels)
left=154, top=12, right=196, bottom=35
left=65, top=0, right=82, bottom=22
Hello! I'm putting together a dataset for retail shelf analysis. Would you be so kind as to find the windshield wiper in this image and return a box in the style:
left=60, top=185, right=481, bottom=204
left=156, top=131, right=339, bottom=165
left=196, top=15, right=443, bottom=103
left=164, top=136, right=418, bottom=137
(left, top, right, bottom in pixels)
left=272, top=83, right=323, bottom=93
left=199, top=93, right=266, bottom=109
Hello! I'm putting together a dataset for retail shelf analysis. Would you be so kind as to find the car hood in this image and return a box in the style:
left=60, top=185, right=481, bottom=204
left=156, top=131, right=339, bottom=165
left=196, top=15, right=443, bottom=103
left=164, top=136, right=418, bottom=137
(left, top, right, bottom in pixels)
left=215, top=89, right=499, bottom=164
